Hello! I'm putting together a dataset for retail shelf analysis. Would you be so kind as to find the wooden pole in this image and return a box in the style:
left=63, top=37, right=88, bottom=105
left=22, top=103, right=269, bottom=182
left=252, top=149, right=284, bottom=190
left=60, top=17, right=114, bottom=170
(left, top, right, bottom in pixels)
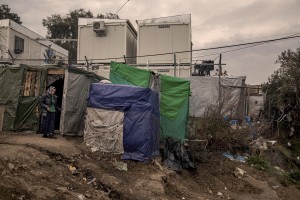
left=174, top=54, right=177, bottom=77
left=218, top=54, right=222, bottom=113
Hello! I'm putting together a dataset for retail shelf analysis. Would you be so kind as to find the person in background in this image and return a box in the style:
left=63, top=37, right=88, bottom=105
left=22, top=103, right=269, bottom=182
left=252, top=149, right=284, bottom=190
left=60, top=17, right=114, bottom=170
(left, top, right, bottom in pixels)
left=40, top=86, right=61, bottom=138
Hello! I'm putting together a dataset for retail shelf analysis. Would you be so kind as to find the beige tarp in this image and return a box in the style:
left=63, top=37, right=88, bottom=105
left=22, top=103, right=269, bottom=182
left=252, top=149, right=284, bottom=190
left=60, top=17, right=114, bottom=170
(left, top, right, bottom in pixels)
left=84, top=108, right=124, bottom=153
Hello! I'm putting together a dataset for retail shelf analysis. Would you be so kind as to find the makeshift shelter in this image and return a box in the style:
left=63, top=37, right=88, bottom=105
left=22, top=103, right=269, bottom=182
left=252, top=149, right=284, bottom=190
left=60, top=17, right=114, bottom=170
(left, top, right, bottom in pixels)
left=0, top=64, right=102, bottom=135
left=109, top=61, right=190, bottom=140
left=84, top=83, right=160, bottom=162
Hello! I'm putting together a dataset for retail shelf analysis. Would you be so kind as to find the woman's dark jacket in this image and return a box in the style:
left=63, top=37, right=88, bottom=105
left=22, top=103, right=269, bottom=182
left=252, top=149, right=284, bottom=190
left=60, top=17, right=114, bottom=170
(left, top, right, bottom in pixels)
left=40, top=94, right=61, bottom=117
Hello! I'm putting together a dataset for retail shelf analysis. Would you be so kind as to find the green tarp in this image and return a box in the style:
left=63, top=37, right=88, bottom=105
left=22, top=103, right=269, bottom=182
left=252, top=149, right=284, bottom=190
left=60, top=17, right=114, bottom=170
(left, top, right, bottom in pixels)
left=110, top=61, right=152, bottom=87
left=14, top=97, right=40, bottom=131
left=160, top=75, right=190, bottom=140
left=0, top=66, right=24, bottom=130
left=109, top=62, right=190, bottom=140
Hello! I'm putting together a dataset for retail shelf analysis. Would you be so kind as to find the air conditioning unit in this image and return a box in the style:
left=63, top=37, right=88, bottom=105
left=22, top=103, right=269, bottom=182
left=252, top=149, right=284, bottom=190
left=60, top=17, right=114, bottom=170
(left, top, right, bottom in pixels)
left=93, top=21, right=105, bottom=31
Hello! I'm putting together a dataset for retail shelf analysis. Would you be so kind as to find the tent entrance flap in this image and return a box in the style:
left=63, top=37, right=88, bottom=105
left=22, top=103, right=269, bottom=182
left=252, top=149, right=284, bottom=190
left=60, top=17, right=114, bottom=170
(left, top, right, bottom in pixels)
left=60, top=69, right=101, bottom=136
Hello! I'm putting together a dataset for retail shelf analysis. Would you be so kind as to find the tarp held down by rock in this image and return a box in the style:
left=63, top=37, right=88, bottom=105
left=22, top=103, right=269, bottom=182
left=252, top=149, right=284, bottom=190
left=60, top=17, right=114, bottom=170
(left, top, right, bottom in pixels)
left=87, top=83, right=160, bottom=162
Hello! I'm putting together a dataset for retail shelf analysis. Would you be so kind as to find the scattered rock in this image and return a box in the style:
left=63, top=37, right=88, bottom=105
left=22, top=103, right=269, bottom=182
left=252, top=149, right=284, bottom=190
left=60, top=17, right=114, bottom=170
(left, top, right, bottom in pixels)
left=1, top=169, right=9, bottom=176
left=77, top=194, right=86, bottom=200
left=8, top=163, right=15, bottom=171
left=217, top=192, right=223, bottom=197
left=57, top=187, right=69, bottom=193
left=84, top=192, right=92, bottom=199
left=207, top=189, right=213, bottom=194
left=17, top=195, right=26, bottom=200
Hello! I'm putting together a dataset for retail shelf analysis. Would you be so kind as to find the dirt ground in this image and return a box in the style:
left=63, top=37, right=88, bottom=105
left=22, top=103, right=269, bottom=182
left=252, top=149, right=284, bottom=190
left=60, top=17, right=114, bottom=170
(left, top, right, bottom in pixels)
left=0, top=132, right=300, bottom=200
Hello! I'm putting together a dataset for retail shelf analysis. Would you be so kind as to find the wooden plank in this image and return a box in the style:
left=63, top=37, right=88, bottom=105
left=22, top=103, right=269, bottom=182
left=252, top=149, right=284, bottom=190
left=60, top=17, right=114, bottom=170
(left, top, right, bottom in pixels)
left=0, top=106, right=5, bottom=131
left=27, top=72, right=33, bottom=96
left=24, top=72, right=30, bottom=96
left=30, top=72, right=37, bottom=96
left=36, top=71, right=41, bottom=96
left=25, top=72, right=32, bottom=96
left=47, top=69, right=65, bottom=75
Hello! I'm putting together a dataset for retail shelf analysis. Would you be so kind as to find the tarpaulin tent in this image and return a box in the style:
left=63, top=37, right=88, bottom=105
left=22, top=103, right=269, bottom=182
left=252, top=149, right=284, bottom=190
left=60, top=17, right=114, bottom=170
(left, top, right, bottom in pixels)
left=184, top=76, right=246, bottom=119
left=0, top=64, right=102, bottom=134
left=109, top=61, right=190, bottom=140
left=85, top=83, right=160, bottom=161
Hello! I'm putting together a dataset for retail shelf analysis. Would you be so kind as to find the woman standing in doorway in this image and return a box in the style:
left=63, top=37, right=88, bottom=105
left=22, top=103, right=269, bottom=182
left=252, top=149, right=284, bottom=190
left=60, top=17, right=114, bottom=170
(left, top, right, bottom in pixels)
left=40, top=86, right=61, bottom=138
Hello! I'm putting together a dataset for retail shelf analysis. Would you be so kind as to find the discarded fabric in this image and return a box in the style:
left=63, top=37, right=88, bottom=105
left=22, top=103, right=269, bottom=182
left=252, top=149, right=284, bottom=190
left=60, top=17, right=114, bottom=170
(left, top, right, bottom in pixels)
left=163, top=137, right=195, bottom=172
left=222, top=152, right=246, bottom=163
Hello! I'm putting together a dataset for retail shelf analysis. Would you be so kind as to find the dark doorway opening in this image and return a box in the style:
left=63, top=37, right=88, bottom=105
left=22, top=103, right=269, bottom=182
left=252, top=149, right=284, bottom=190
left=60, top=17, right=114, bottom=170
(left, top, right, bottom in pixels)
left=47, top=76, right=64, bottom=131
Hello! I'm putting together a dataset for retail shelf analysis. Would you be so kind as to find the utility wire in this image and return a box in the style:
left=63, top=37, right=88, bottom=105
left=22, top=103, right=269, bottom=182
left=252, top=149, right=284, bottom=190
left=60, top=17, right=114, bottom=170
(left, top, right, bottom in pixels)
left=115, top=0, right=130, bottom=15
left=77, top=34, right=300, bottom=62
left=192, top=32, right=300, bottom=60
left=195, top=31, right=300, bottom=47
left=4, top=34, right=300, bottom=62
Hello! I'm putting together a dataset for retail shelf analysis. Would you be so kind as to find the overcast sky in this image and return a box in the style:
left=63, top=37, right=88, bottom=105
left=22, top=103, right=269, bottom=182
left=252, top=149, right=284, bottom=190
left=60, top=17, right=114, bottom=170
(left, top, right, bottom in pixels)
left=2, top=0, right=300, bottom=84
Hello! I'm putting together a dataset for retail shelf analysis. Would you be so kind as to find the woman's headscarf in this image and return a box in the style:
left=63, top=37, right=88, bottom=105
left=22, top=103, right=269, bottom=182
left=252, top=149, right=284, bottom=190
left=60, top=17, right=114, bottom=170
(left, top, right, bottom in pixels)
left=46, top=86, right=56, bottom=95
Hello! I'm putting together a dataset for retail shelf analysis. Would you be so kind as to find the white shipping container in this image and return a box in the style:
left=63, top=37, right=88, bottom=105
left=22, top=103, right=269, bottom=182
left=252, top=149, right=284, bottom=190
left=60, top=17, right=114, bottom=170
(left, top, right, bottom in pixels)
left=77, top=18, right=137, bottom=64
left=137, top=14, right=192, bottom=65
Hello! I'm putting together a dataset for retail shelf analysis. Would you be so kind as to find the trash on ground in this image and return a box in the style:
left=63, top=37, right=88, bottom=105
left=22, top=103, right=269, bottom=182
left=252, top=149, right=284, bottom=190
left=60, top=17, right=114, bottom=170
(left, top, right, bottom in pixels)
left=234, top=167, right=246, bottom=178
left=250, top=137, right=268, bottom=155
left=114, top=161, right=128, bottom=171
left=268, top=140, right=277, bottom=145
left=154, top=159, right=164, bottom=171
left=163, top=137, right=195, bottom=172
left=222, top=152, right=247, bottom=163
left=274, top=166, right=285, bottom=172
left=68, top=165, right=79, bottom=175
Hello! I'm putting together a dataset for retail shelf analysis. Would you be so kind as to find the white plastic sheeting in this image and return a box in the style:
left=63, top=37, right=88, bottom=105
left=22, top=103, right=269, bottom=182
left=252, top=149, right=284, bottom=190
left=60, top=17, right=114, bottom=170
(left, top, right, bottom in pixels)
left=184, top=76, right=246, bottom=118
left=248, top=95, right=264, bottom=117
left=84, top=108, right=124, bottom=153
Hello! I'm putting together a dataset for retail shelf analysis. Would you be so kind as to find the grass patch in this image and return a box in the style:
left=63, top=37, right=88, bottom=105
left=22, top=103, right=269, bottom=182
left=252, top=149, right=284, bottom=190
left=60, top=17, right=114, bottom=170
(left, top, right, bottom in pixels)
left=247, top=156, right=270, bottom=171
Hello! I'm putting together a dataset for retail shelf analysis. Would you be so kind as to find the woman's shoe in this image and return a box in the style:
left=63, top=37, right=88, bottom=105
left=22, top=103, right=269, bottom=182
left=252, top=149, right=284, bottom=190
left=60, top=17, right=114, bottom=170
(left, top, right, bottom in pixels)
left=49, top=134, right=57, bottom=139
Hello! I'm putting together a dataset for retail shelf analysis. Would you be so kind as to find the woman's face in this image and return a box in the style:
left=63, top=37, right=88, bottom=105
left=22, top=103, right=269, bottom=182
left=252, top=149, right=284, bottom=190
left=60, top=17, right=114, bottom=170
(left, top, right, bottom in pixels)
left=50, top=88, right=56, bottom=95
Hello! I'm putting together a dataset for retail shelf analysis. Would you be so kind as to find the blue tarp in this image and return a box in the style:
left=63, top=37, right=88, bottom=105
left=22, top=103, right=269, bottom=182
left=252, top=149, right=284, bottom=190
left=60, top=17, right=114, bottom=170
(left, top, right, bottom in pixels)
left=87, top=83, right=160, bottom=162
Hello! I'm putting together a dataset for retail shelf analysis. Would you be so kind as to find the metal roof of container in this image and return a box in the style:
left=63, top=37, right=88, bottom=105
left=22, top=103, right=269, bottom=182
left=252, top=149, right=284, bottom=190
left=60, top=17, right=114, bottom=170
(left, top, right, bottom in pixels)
left=136, top=14, right=191, bottom=26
